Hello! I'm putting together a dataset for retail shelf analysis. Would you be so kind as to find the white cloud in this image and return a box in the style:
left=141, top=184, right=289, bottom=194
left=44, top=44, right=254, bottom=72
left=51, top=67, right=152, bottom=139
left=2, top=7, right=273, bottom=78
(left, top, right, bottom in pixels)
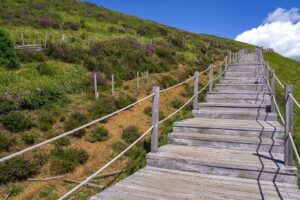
left=265, top=8, right=300, bottom=23
left=235, top=8, right=300, bottom=60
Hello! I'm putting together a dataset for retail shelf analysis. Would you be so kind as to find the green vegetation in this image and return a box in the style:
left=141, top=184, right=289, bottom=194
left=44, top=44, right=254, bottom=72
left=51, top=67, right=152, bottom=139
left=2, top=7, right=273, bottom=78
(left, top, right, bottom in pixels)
left=122, top=125, right=140, bottom=144
left=49, top=146, right=89, bottom=175
left=2, top=111, right=34, bottom=132
left=170, top=98, right=184, bottom=109
left=263, top=52, right=300, bottom=153
left=0, top=27, right=19, bottom=69
left=64, top=112, right=88, bottom=137
left=0, top=0, right=253, bottom=196
left=85, top=126, right=109, bottom=143
left=0, top=156, right=42, bottom=184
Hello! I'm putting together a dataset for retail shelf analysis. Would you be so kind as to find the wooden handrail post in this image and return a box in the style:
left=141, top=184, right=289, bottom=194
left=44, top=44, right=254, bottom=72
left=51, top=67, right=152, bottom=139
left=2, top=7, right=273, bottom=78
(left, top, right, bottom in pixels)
left=209, top=64, right=213, bottom=92
left=136, top=71, right=139, bottom=93
left=44, top=32, right=48, bottom=48
left=111, top=74, right=114, bottom=96
left=151, top=86, right=160, bottom=153
left=266, top=61, right=270, bottom=82
left=21, top=32, right=24, bottom=46
left=193, top=71, right=199, bottom=110
left=284, top=85, right=294, bottom=166
left=271, top=71, right=276, bottom=112
left=218, top=63, right=222, bottom=83
left=229, top=51, right=232, bottom=65
left=94, top=73, right=99, bottom=101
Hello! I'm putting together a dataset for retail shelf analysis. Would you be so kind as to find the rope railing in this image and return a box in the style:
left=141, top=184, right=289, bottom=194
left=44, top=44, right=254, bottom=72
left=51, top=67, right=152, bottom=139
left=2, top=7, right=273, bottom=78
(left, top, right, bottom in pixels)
left=0, top=55, right=228, bottom=163
left=288, top=132, right=300, bottom=164
left=0, top=93, right=154, bottom=163
left=261, top=49, right=299, bottom=167
left=57, top=52, right=235, bottom=199
left=58, top=125, right=154, bottom=200
left=272, top=95, right=285, bottom=125
left=59, top=61, right=225, bottom=199
left=289, top=93, right=300, bottom=110
left=1, top=48, right=237, bottom=199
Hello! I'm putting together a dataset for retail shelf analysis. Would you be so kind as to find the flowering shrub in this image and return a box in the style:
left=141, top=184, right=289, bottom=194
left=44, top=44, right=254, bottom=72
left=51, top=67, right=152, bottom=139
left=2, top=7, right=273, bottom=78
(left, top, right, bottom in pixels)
left=37, top=16, right=55, bottom=27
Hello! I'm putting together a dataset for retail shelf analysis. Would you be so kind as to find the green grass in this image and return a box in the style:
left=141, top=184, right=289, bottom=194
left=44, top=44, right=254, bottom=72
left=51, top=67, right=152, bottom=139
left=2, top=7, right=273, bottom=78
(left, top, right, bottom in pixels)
left=263, top=52, right=300, bottom=153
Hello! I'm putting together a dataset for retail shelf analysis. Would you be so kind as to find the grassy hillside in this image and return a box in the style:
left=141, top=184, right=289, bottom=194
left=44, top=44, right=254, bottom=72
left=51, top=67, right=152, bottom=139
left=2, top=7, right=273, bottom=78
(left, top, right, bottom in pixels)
left=0, top=0, right=255, bottom=199
left=263, top=52, right=300, bottom=152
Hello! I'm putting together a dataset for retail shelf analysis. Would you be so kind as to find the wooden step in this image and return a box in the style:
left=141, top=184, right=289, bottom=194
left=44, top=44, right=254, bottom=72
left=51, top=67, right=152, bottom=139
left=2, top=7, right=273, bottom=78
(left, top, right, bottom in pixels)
left=192, top=110, right=277, bottom=121
left=91, top=167, right=300, bottom=200
left=221, top=78, right=265, bottom=84
left=173, top=118, right=284, bottom=139
left=168, top=132, right=284, bottom=153
left=214, top=84, right=269, bottom=92
left=206, top=92, right=271, bottom=100
left=197, top=102, right=271, bottom=113
left=206, top=96, right=270, bottom=104
left=147, top=145, right=298, bottom=184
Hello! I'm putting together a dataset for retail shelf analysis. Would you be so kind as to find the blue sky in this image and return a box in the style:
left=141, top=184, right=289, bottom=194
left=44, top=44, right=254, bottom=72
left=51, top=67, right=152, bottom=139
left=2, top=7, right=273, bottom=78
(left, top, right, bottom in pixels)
left=88, top=0, right=299, bottom=39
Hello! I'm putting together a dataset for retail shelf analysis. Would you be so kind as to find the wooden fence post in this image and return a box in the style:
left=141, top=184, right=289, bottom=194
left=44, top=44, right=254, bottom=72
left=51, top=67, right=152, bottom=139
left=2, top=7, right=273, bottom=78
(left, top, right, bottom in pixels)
left=94, top=73, right=99, bottom=101
left=284, top=85, right=294, bottom=166
left=266, top=61, right=270, bottom=82
left=21, top=33, right=24, bottom=46
left=146, top=70, right=149, bottom=88
left=44, top=32, right=48, bottom=48
left=229, top=51, right=232, bottom=64
left=136, top=71, right=139, bottom=93
left=271, top=71, right=276, bottom=112
left=209, top=64, right=213, bottom=92
left=218, top=63, right=222, bottom=82
left=151, top=86, right=160, bottom=152
left=111, top=74, right=114, bottom=96
left=193, top=71, right=199, bottom=110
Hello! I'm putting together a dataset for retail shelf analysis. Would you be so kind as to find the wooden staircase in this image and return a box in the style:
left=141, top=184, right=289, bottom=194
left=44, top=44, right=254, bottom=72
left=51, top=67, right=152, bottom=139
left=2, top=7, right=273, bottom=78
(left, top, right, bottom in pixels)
left=91, top=52, right=300, bottom=199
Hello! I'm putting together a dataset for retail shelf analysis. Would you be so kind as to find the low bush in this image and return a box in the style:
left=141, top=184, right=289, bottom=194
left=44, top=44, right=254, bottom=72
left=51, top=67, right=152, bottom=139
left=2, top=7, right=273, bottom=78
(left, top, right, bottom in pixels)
left=85, top=126, right=109, bottom=143
left=64, top=112, right=88, bottom=137
left=54, top=137, right=71, bottom=147
left=143, top=106, right=166, bottom=120
left=170, top=98, right=184, bottom=109
left=0, top=27, right=19, bottom=69
left=143, top=106, right=152, bottom=117
left=39, top=113, right=55, bottom=131
left=17, top=51, right=45, bottom=63
left=64, top=21, right=80, bottom=30
left=2, top=112, right=34, bottom=132
left=122, top=125, right=140, bottom=144
left=0, top=134, right=15, bottom=151
left=158, top=75, right=177, bottom=89
left=45, top=42, right=85, bottom=64
left=50, top=146, right=89, bottom=175
left=21, top=133, right=35, bottom=145
left=115, top=95, right=137, bottom=109
left=36, top=62, right=55, bottom=76
left=0, top=96, right=18, bottom=115
left=111, top=140, right=127, bottom=153
left=20, top=87, right=69, bottom=109
left=0, top=156, right=41, bottom=184
left=39, top=185, right=57, bottom=199
left=89, top=95, right=117, bottom=119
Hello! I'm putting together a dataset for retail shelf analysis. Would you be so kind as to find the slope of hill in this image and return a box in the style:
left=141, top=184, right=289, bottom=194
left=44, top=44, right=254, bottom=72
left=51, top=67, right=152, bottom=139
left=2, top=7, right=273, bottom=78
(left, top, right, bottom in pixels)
left=0, top=0, right=256, bottom=199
